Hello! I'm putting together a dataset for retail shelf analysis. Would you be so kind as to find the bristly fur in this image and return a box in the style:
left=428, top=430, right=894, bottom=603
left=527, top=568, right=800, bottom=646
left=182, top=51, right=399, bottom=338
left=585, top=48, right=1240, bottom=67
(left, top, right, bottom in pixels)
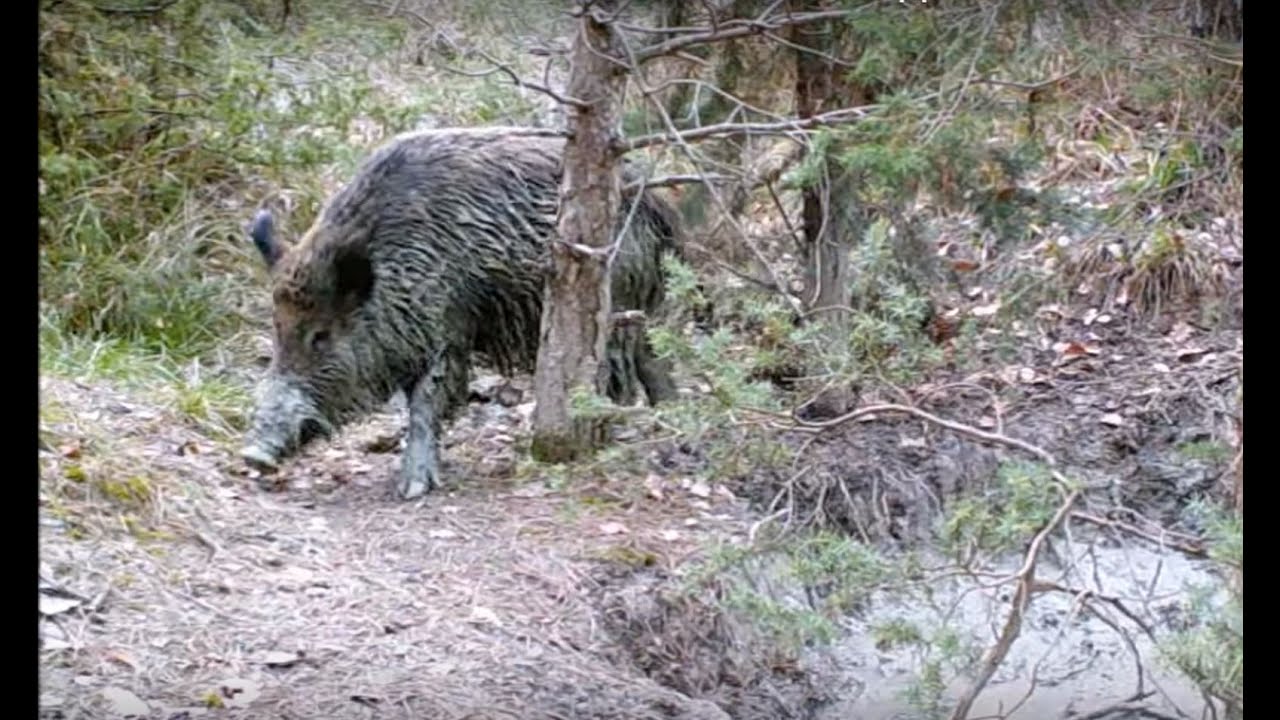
left=248, top=126, right=683, bottom=455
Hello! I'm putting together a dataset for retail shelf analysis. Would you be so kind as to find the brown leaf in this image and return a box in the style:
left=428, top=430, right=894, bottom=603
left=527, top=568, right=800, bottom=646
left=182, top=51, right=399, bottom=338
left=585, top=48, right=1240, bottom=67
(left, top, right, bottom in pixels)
left=58, top=442, right=83, bottom=459
left=951, top=259, right=980, bottom=272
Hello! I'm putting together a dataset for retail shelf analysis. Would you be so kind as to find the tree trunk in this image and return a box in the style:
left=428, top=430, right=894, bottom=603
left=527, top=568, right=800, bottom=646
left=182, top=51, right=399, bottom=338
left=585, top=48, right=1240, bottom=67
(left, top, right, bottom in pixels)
left=790, top=0, right=865, bottom=316
left=530, top=0, right=626, bottom=464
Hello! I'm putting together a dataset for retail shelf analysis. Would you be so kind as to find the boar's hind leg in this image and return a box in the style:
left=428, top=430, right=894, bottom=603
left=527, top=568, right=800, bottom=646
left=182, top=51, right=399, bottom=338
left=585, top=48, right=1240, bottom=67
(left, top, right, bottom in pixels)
left=397, top=369, right=444, bottom=500
left=636, top=337, right=678, bottom=405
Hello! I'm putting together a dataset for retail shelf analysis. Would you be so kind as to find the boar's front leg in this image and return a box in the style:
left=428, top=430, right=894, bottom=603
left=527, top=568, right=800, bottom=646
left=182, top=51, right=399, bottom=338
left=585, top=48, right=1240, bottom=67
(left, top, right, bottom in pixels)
left=397, top=370, right=443, bottom=500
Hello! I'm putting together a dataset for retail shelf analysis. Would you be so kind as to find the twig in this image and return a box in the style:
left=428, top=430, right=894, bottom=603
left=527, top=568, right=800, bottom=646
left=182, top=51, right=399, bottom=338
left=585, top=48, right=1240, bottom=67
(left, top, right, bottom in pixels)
left=91, top=0, right=177, bottom=14
left=442, top=48, right=588, bottom=109
left=623, top=173, right=731, bottom=190
left=620, top=105, right=878, bottom=151
left=1071, top=511, right=1207, bottom=557
left=616, top=30, right=803, bottom=315
left=948, top=488, right=1081, bottom=720
left=762, top=401, right=1058, bottom=468
left=633, top=10, right=853, bottom=63
left=974, top=62, right=1087, bottom=92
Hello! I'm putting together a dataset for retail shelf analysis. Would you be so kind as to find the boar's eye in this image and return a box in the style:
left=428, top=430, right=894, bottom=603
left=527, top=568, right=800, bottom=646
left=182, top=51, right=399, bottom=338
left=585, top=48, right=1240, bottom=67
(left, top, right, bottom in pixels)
left=308, top=329, right=332, bottom=353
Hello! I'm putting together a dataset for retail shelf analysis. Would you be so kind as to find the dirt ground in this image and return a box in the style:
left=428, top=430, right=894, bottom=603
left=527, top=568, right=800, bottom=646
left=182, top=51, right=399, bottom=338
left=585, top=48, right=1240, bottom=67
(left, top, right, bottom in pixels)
left=39, top=298, right=1240, bottom=719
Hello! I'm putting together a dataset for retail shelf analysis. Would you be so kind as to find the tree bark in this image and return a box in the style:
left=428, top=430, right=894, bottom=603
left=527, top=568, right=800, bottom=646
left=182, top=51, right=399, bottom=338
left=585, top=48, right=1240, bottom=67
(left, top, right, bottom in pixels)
left=531, top=0, right=627, bottom=464
left=790, top=0, right=865, bottom=316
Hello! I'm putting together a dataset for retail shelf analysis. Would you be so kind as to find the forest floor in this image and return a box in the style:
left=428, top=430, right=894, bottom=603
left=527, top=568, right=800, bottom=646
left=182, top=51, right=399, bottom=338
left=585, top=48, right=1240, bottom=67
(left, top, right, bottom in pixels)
left=39, top=303, right=1241, bottom=720
left=38, top=4, right=1242, bottom=718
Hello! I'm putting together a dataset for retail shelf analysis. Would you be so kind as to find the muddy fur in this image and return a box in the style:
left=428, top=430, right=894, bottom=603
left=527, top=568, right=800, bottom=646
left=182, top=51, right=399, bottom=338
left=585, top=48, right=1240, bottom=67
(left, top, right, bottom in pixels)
left=243, top=126, right=683, bottom=491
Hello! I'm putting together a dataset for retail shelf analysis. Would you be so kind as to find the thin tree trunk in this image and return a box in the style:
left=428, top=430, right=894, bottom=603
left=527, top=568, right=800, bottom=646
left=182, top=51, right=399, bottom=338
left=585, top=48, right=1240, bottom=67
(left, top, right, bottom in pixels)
left=531, top=0, right=626, bottom=463
left=790, top=0, right=864, bottom=317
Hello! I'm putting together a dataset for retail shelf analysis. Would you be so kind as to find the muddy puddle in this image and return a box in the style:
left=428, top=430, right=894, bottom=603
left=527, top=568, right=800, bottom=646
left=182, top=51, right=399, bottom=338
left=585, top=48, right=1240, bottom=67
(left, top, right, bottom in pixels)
left=804, top=541, right=1225, bottom=719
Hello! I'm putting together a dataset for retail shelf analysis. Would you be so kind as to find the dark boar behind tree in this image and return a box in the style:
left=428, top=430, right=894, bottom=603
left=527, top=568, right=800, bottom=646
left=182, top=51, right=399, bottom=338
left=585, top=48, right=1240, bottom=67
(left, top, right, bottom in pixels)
left=241, top=126, right=682, bottom=500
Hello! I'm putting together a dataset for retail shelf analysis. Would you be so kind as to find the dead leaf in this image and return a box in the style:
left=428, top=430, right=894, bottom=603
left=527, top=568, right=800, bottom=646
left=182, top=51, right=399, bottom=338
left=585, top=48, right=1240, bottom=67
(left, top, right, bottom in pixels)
left=977, top=416, right=997, bottom=429
left=101, top=687, right=149, bottom=717
left=972, top=301, right=1001, bottom=317
left=258, top=650, right=303, bottom=668
left=59, top=442, right=83, bottom=459
left=1169, top=322, right=1196, bottom=344
left=659, top=530, right=680, bottom=541
left=511, top=483, right=549, bottom=498
left=899, top=436, right=927, bottom=449
left=427, top=529, right=459, bottom=540
left=599, top=522, right=629, bottom=536
left=1018, top=367, right=1037, bottom=383
left=39, top=595, right=81, bottom=616
left=688, top=480, right=711, bottom=498
left=1082, top=308, right=1100, bottom=326
left=966, top=286, right=985, bottom=299
left=1099, top=413, right=1125, bottom=427
left=106, top=650, right=139, bottom=670
left=951, top=259, right=980, bottom=272
left=1176, top=347, right=1211, bottom=362
left=643, top=474, right=665, bottom=501
left=1152, top=362, right=1171, bottom=373
left=218, top=678, right=262, bottom=709
left=469, top=606, right=499, bottom=625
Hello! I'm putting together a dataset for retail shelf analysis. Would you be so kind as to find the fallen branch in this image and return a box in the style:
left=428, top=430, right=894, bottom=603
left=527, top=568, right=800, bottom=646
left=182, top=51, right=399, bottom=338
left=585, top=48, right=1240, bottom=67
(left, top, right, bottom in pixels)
left=756, top=401, right=1059, bottom=469
left=1071, top=511, right=1207, bottom=557
left=948, top=488, right=1081, bottom=720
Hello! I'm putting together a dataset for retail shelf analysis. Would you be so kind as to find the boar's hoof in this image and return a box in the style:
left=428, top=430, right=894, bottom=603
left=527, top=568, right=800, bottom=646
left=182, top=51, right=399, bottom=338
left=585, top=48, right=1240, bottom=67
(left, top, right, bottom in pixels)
left=240, top=445, right=281, bottom=473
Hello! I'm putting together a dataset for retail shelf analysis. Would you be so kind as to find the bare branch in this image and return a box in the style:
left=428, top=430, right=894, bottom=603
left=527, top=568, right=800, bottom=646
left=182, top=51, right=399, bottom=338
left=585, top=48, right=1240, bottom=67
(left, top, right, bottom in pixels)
left=624, top=173, right=731, bottom=190
left=442, top=48, right=589, bottom=109
left=92, top=0, right=177, bottom=14
left=615, top=28, right=804, bottom=314
left=633, top=10, right=853, bottom=63
left=620, top=105, right=877, bottom=152
left=948, top=488, right=1081, bottom=720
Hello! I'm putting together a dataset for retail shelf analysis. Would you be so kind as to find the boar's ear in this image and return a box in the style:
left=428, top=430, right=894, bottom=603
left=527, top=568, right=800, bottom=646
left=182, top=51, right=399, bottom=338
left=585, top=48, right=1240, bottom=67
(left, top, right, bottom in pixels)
left=333, top=244, right=374, bottom=312
left=249, top=210, right=281, bottom=270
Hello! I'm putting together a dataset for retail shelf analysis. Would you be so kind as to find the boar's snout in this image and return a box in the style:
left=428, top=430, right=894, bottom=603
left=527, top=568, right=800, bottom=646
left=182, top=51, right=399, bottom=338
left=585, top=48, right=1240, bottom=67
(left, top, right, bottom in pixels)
left=241, top=375, right=334, bottom=474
